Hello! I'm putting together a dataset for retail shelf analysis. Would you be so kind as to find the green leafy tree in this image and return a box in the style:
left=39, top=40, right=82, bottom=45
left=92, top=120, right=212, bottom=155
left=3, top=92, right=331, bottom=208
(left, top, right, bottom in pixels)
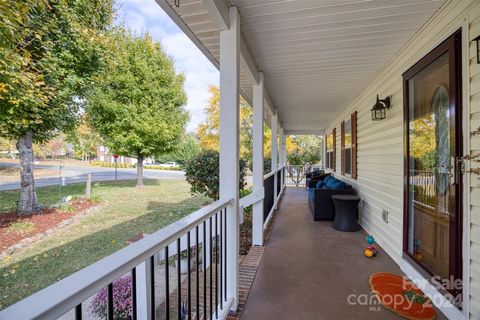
left=287, top=136, right=323, bottom=165
left=88, top=31, right=188, bottom=187
left=185, top=149, right=247, bottom=200
left=0, top=0, right=114, bottom=213
left=156, top=133, right=201, bottom=166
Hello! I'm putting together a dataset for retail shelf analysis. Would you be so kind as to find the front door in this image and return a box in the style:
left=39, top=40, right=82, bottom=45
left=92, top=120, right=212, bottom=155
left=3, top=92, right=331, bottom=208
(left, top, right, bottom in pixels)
left=403, top=30, right=463, bottom=304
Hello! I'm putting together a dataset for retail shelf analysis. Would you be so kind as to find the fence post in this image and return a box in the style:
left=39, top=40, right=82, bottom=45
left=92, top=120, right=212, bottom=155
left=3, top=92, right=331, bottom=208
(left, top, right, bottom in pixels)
left=85, top=174, right=92, bottom=198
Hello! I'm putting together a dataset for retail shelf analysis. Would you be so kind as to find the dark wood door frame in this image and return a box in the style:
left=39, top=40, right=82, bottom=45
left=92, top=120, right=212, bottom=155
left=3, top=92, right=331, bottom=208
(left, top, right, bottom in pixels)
left=402, top=29, right=463, bottom=297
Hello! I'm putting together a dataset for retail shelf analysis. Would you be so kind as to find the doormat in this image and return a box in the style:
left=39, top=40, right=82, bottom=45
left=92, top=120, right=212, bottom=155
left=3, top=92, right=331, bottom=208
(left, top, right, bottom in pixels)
left=369, top=272, right=436, bottom=320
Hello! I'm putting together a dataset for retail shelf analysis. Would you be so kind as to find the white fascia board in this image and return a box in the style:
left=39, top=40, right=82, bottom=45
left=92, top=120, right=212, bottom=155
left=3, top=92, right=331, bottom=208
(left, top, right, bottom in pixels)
left=155, top=0, right=219, bottom=69
left=202, top=1, right=259, bottom=85
left=158, top=0, right=277, bottom=121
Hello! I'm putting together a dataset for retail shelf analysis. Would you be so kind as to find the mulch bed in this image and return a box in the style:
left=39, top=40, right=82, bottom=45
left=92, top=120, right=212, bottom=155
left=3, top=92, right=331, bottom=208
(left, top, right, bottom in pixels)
left=0, top=199, right=97, bottom=252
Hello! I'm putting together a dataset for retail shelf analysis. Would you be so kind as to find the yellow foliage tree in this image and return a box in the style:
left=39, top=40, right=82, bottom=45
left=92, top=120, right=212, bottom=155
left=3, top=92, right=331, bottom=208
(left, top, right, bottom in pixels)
left=409, top=114, right=436, bottom=159
left=409, top=114, right=437, bottom=170
left=197, top=86, right=271, bottom=163
left=197, top=86, right=318, bottom=167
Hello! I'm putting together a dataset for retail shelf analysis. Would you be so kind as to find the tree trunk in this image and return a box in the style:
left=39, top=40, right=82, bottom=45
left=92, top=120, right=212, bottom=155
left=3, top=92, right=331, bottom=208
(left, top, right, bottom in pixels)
left=137, top=154, right=144, bottom=187
left=16, top=131, right=37, bottom=214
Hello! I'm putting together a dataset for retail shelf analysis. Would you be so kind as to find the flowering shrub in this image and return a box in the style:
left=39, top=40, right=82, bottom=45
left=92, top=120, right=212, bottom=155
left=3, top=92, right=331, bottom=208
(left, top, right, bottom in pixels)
left=89, top=275, right=132, bottom=320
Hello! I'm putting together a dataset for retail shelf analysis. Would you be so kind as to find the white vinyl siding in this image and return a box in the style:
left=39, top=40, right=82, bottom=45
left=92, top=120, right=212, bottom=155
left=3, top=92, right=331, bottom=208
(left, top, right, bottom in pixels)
left=468, top=5, right=480, bottom=318
left=325, top=1, right=480, bottom=318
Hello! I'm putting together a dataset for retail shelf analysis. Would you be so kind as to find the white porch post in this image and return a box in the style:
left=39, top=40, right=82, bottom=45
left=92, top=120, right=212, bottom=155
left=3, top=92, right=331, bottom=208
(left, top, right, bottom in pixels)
left=271, top=112, right=278, bottom=208
left=279, top=127, right=286, bottom=189
left=252, top=72, right=264, bottom=246
left=135, top=261, right=152, bottom=320
left=323, top=133, right=327, bottom=169
left=219, top=6, right=240, bottom=311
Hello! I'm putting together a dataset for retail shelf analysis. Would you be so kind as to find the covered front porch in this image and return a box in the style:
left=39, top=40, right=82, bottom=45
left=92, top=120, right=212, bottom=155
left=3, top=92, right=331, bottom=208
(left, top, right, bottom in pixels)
left=1, top=0, right=479, bottom=319
left=243, top=187, right=401, bottom=319
left=240, top=187, right=448, bottom=320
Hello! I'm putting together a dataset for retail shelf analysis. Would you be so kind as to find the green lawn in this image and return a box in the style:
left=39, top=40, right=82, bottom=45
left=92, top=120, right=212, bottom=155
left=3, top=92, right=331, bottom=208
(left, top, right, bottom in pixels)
left=0, top=182, right=90, bottom=213
left=0, top=179, right=208, bottom=309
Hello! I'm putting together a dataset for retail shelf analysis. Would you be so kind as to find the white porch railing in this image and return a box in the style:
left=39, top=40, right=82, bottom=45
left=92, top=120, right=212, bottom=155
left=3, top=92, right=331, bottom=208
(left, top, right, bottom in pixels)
left=0, top=199, right=234, bottom=320
left=0, top=164, right=289, bottom=320
left=262, top=166, right=286, bottom=227
left=285, top=165, right=323, bottom=186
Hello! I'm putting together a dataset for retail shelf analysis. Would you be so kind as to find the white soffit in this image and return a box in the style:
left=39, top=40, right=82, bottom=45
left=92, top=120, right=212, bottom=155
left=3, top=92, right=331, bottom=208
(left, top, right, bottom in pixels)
left=157, top=0, right=447, bottom=131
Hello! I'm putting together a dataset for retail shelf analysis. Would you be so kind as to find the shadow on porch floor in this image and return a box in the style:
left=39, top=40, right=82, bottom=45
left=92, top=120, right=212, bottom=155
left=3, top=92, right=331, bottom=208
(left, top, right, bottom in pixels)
left=241, top=187, right=447, bottom=320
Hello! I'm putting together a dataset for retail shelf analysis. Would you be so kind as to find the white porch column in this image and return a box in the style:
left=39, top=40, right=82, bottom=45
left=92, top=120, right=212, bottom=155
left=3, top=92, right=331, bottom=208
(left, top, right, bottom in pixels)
left=279, top=127, right=286, bottom=189
left=271, top=112, right=278, bottom=207
left=219, top=6, right=240, bottom=311
left=323, top=133, right=327, bottom=169
left=252, top=72, right=264, bottom=246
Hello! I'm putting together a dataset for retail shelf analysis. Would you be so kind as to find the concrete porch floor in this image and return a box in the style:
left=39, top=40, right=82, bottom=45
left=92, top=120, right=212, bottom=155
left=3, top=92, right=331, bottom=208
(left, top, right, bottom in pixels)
left=241, top=187, right=447, bottom=320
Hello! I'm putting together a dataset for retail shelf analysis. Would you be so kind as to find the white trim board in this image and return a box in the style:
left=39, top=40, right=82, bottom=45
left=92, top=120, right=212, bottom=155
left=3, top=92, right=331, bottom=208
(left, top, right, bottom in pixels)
left=460, top=17, right=471, bottom=320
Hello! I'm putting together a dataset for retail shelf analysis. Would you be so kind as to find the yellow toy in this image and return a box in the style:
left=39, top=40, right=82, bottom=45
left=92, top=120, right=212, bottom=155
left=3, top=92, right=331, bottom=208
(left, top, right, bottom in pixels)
left=365, top=248, right=374, bottom=258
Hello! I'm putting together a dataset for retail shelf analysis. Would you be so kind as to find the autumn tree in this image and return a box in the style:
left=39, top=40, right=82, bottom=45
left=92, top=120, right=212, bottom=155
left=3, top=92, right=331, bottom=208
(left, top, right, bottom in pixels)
left=197, top=86, right=221, bottom=151
left=0, top=137, right=16, bottom=158
left=67, top=116, right=101, bottom=161
left=197, top=86, right=325, bottom=171
left=88, top=31, right=188, bottom=187
left=33, top=134, right=69, bottom=159
left=409, top=114, right=436, bottom=170
left=0, top=0, right=114, bottom=213
left=197, top=85, right=268, bottom=167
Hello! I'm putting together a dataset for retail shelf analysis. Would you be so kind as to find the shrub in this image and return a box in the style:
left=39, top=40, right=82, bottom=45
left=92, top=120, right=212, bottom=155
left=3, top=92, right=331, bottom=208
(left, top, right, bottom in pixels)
left=144, top=165, right=181, bottom=171
left=90, top=161, right=136, bottom=169
left=58, top=203, right=75, bottom=213
left=89, top=195, right=103, bottom=204
left=239, top=189, right=252, bottom=255
left=185, top=150, right=247, bottom=200
left=89, top=275, right=132, bottom=320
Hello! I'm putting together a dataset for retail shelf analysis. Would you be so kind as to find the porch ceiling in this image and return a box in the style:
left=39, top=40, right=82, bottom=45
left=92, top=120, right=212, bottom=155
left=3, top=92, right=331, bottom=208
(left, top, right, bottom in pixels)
left=157, top=0, right=447, bottom=132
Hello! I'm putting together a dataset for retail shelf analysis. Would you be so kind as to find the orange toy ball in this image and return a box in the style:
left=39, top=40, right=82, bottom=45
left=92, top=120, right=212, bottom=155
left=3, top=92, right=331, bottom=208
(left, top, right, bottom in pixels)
left=365, top=249, right=374, bottom=258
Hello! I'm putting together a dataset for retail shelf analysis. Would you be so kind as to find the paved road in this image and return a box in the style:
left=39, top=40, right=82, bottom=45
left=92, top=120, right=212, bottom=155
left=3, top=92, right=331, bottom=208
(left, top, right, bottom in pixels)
left=0, top=162, right=185, bottom=191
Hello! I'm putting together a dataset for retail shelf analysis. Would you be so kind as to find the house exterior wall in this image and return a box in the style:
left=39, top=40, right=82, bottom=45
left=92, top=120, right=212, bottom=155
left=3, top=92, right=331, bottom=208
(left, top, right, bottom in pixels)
left=323, top=1, right=480, bottom=318
left=95, top=146, right=154, bottom=165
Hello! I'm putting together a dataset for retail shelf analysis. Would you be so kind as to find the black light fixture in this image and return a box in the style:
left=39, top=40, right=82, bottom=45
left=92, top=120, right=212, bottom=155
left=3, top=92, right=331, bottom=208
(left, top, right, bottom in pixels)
left=474, top=35, right=480, bottom=64
left=370, top=95, right=391, bottom=121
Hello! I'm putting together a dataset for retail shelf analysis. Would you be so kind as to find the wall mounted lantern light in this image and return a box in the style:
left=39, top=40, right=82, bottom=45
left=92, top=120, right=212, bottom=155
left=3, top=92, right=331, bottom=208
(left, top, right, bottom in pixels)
left=474, top=35, right=480, bottom=64
left=371, top=95, right=391, bottom=121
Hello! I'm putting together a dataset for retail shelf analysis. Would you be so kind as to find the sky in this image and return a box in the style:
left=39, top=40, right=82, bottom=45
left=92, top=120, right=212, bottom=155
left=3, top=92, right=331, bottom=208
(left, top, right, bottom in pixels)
left=115, top=0, right=219, bottom=132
